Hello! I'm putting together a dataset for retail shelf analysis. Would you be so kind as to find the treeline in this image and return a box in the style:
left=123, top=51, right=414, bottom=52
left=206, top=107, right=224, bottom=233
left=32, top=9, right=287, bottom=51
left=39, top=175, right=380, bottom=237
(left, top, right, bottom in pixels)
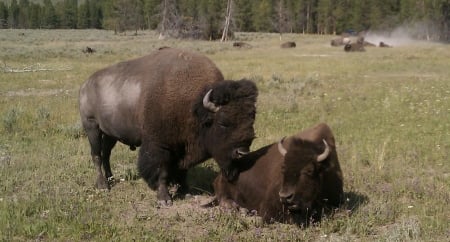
left=0, top=0, right=449, bottom=41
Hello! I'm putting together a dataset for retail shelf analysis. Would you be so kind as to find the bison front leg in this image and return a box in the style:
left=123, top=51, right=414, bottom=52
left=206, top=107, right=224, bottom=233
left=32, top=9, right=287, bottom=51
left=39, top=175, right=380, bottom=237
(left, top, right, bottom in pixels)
left=101, top=135, right=117, bottom=185
left=138, top=142, right=173, bottom=206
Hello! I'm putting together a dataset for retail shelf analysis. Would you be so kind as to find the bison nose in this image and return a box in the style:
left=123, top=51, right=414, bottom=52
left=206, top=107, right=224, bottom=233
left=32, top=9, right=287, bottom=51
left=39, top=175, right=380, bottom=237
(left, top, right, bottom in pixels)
left=279, top=191, right=294, bottom=203
left=233, top=147, right=249, bottom=159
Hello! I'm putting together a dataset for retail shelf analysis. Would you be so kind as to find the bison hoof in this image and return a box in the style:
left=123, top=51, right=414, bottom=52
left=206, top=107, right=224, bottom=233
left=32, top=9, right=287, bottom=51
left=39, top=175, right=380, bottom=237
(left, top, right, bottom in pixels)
left=107, top=176, right=116, bottom=187
left=157, top=199, right=173, bottom=207
left=95, top=177, right=110, bottom=190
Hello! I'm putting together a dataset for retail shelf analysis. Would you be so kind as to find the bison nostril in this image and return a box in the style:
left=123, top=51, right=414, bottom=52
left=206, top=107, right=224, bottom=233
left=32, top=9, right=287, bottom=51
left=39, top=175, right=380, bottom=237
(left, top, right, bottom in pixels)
left=279, top=192, right=294, bottom=203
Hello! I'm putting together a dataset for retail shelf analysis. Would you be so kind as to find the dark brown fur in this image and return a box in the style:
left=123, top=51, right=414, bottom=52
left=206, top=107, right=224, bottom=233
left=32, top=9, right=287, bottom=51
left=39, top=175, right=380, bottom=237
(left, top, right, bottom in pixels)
left=281, top=41, right=296, bottom=48
left=212, top=123, right=343, bottom=224
left=379, top=41, right=392, bottom=47
left=344, top=43, right=365, bottom=52
left=82, top=46, right=96, bottom=54
left=79, top=48, right=258, bottom=205
left=233, top=42, right=252, bottom=48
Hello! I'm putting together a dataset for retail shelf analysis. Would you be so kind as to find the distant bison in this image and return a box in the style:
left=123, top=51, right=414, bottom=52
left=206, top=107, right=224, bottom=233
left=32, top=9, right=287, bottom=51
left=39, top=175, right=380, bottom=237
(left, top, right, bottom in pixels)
left=379, top=41, right=392, bottom=48
left=330, top=37, right=350, bottom=46
left=281, top=41, right=296, bottom=48
left=344, top=42, right=365, bottom=52
left=211, top=123, right=344, bottom=223
left=79, top=47, right=258, bottom=205
left=82, top=46, right=96, bottom=54
left=233, top=42, right=252, bottom=48
left=355, top=36, right=376, bottom=47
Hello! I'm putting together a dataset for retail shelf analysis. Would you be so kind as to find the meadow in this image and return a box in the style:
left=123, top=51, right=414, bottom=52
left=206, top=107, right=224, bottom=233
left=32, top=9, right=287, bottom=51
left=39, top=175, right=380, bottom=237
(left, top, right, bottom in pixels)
left=0, top=29, right=448, bottom=241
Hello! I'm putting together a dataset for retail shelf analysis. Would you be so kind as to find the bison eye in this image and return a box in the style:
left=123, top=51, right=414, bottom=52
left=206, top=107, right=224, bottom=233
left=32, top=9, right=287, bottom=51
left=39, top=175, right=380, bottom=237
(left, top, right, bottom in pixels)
left=218, top=122, right=230, bottom=129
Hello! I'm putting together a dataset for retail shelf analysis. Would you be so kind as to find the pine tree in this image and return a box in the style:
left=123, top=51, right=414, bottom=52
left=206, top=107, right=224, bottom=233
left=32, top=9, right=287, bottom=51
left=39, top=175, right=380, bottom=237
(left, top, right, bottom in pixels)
left=0, top=2, right=8, bottom=28
left=142, top=0, right=159, bottom=29
left=252, top=0, right=273, bottom=32
left=317, top=0, right=332, bottom=34
left=28, top=3, right=40, bottom=28
left=78, top=0, right=91, bottom=29
left=18, top=0, right=30, bottom=28
left=61, top=0, right=78, bottom=29
left=8, top=0, right=19, bottom=28
left=42, top=0, right=59, bottom=28
left=234, top=0, right=253, bottom=32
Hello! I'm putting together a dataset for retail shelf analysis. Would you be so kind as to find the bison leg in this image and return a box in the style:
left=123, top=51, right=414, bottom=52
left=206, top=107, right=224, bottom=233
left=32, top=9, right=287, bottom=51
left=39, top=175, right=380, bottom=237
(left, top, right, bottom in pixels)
left=138, top=142, right=173, bottom=206
left=83, top=120, right=109, bottom=190
left=101, top=135, right=117, bottom=184
left=172, top=168, right=189, bottom=197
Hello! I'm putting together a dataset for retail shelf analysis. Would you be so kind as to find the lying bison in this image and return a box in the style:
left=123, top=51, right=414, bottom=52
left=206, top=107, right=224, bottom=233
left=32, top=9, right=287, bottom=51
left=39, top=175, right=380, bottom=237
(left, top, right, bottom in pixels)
left=379, top=41, right=392, bottom=48
left=344, top=43, right=365, bottom=52
left=233, top=42, right=252, bottom=48
left=79, top=47, right=258, bottom=205
left=210, top=123, right=344, bottom=223
left=281, top=41, right=296, bottom=48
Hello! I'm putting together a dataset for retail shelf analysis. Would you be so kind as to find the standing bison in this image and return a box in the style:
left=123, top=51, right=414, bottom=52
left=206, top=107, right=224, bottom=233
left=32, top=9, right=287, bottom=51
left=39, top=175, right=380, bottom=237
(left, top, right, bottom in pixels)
left=211, top=123, right=343, bottom=223
left=79, top=47, right=258, bottom=205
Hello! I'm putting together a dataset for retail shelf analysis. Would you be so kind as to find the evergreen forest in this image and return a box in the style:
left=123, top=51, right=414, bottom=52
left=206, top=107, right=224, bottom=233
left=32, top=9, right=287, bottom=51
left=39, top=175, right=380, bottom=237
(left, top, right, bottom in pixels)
left=0, top=0, right=449, bottom=41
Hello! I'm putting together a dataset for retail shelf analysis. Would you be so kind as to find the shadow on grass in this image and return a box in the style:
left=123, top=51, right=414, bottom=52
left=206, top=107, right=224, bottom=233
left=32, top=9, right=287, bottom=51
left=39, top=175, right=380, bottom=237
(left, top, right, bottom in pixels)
left=291, top=191, right=369, bottom=227
left=186, top=165, right=218, bottom=196
left=342, top=191, right=369, bottom=212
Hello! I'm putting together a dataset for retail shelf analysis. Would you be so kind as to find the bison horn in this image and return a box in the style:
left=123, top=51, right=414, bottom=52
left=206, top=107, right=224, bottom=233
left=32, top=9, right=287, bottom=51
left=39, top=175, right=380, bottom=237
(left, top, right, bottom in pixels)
left=277, top=137, right=287, bottom=156
left=317, top=139, right=330, bottom=162
left=203, top=89, right=220, bottom=112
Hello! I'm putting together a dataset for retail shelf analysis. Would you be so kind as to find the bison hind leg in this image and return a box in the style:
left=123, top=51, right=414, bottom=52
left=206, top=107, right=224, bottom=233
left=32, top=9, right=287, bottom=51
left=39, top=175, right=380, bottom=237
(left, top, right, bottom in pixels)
left=82, top=118, right=109, bottom=190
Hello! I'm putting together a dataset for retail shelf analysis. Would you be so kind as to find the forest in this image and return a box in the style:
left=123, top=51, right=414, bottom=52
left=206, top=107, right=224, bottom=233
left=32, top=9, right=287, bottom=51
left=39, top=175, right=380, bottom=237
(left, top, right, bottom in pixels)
left=0, top=0, right=449, bottom=41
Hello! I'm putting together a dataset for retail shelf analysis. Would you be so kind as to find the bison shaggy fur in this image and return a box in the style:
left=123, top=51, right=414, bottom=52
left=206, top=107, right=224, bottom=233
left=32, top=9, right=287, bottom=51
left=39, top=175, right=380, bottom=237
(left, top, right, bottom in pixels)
left=281, top=41, right=296, bottom=48
left=210, top=123, right=344, bottom=224
left=79, top=47, right=258, bottom=205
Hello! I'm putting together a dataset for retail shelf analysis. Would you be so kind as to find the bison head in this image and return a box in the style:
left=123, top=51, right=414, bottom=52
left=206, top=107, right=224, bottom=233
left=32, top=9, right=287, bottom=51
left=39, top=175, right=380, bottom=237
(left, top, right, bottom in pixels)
left=194, top=79, right=258, bottom=181
left=277, top=138, right=331, bottom=214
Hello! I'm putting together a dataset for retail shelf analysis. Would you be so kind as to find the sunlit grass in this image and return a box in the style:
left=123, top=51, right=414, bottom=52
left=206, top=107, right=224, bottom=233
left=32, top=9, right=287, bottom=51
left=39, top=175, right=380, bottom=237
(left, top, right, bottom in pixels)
left=0, top=29, right=449, bottom=241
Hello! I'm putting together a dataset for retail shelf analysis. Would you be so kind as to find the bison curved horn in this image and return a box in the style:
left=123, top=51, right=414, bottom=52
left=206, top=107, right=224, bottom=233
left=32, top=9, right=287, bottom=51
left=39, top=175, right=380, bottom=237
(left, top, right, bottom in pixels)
left=202, top=89, right=220, bottom=112
left=317, top=139, right=330, bottom=162
left=277, top=137, right=287, bottom=156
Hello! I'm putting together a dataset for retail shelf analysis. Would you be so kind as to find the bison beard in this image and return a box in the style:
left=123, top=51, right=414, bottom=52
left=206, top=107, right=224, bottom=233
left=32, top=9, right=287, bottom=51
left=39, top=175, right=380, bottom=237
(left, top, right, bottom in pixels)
left=79, top=47, right=258, bottom=207
left=138, top=80, right=257, bottom=205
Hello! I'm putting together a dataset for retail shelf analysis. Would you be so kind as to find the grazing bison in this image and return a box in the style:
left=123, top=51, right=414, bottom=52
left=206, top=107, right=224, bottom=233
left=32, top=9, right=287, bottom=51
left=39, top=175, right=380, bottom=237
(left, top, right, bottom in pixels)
left=82, top=46, right=96, bottom=54
left=281, top=41, right=296, bottom=48
left=211, top=123, right=344, bottom=223
left=79, top=47, right=258, bottom=205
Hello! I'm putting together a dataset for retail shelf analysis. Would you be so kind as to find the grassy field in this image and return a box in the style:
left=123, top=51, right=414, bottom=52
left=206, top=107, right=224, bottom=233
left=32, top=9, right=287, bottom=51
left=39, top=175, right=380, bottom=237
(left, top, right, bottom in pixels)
left=0, top=29, right=449, bottom=241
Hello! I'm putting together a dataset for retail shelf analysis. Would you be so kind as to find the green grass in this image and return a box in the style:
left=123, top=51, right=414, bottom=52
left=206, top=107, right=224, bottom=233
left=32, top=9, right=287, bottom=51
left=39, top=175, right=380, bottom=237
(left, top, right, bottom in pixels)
left=0, top=29, right=449, bottom=241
